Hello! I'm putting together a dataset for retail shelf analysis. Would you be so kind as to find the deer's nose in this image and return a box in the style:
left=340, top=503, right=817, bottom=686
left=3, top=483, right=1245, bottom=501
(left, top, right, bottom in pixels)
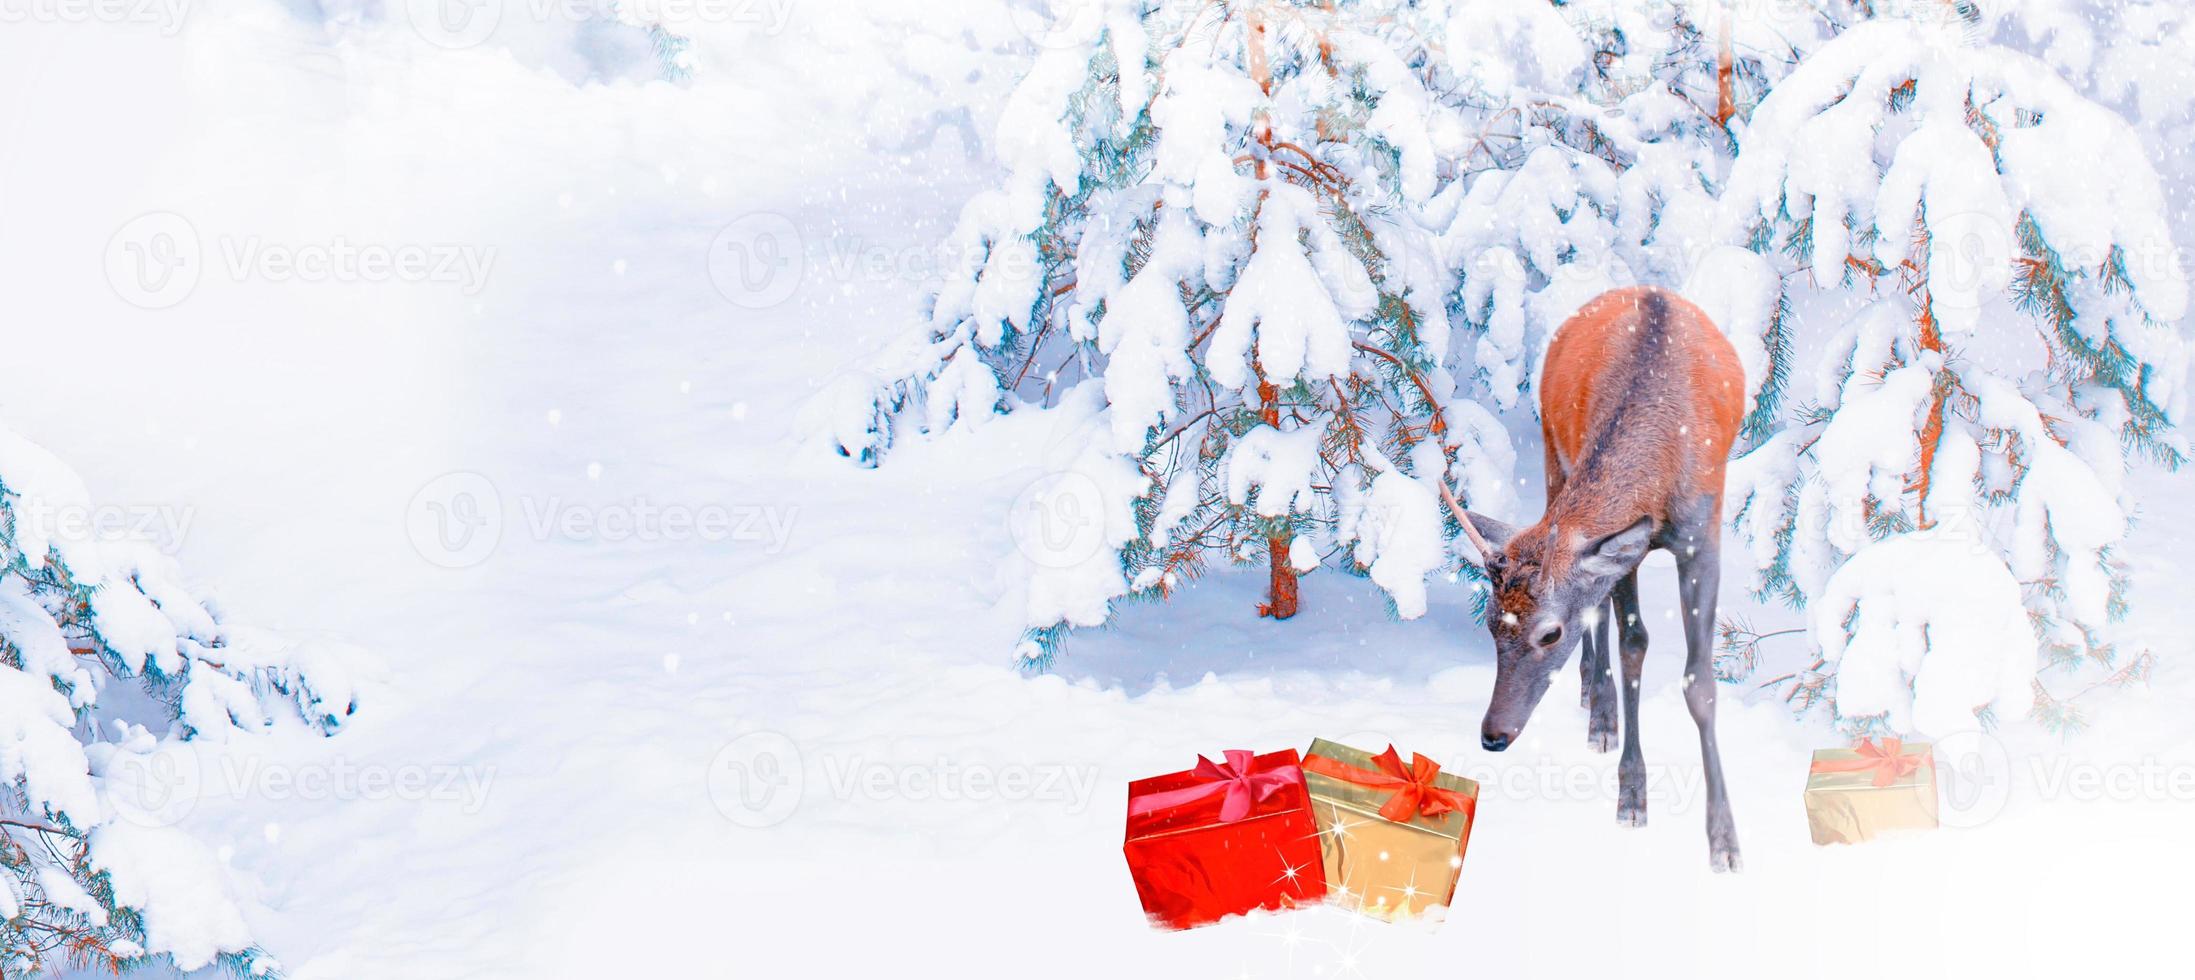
left=1481, top=730, right=1511, bottom=752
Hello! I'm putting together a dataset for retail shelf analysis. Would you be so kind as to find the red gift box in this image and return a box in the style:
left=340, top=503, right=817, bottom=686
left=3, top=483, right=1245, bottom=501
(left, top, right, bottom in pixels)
left=1123, top=749, right=1327, bottom=929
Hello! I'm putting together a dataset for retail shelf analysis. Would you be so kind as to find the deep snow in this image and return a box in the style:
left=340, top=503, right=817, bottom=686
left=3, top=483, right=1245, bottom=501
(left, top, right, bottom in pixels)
left=4, top=5, right=2194, bottom=978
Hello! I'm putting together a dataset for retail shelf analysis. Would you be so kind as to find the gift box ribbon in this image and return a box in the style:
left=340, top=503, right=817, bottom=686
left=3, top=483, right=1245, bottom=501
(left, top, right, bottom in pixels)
left=1128, top=750, right=1300, bottom=823
left=1809, top=737, right=1928, bottom=788
left=1304, top=745, right=1474, bottom=823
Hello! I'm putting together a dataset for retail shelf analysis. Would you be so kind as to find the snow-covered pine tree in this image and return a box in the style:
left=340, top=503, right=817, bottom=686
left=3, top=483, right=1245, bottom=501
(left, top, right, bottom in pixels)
left=1, top=427, right=360, bottom=976
left=807, top=0, right=1540, bottom=663
left=1714, top=15, right=2191, bottom=735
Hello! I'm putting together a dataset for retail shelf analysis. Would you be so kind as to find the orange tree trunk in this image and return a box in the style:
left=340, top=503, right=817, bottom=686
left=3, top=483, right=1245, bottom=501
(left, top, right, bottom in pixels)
left=1264, top=535, right=1299, bottom=620
left=1912, top=306, right=1948, bottom=530
left=1256, top=379, right=1298, bottom=620
left=1247, top=15, right=1297, bottom=622
left=1714, top=12, right=1736, bottom=127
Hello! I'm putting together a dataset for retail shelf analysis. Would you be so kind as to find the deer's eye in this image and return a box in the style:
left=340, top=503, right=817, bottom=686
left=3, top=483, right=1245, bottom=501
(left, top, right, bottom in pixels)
left=1534, top=625, right=1564, bottom=649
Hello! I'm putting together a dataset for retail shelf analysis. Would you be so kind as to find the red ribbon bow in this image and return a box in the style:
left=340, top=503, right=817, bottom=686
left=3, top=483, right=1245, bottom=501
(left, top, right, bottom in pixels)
left=1128, top=750, right=1300, bottom=823
left=1809, top=737, right=1928, bottom=788
left=1304, top=745, right=1474, bottom=823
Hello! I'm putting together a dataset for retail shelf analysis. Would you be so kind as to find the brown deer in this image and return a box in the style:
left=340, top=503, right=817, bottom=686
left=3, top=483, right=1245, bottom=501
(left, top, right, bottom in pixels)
left=1444, top=286, right=1746, bottom=872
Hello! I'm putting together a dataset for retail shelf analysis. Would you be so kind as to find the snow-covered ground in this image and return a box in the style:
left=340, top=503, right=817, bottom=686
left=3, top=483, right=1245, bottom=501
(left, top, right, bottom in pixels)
left=4, top=5, right=2194, bottom=978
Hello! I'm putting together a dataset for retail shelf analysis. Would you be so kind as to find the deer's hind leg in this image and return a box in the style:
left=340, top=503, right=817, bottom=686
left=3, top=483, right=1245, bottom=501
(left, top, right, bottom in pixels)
left=1581, top=597, right=1617, bottom=752
left=1613, top=571, right=1648, bottom=827
left=1677, top=529, right=1742, bottom=872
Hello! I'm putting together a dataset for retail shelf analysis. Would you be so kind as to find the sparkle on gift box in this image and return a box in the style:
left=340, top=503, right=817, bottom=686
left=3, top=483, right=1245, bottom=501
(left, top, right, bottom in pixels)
left=1311, top=812, right=1360, bottom=846
left=1383, top=866, right=1428, bottom=919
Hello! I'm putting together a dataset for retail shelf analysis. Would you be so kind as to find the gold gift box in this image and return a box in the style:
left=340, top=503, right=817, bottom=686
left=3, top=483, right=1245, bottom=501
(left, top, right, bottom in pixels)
left=1804, top=740, right=1939, bottom=845
left=1302, top=739, right=1477, bottom=921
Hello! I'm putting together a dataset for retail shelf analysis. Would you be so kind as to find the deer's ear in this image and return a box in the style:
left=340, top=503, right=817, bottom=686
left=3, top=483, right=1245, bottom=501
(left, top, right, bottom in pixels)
left=1465, top=511, right=1517, bottom=550
left=1578, top=517, right=1654, bottom=578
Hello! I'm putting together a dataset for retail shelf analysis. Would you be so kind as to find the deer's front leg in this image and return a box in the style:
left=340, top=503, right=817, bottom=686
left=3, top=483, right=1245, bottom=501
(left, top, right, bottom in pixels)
left=1582, top=597, right=1617, bottom=752
left=1678, top=543, right=1742, bottom=873
left=1612, top=571, right=1647, bottom=827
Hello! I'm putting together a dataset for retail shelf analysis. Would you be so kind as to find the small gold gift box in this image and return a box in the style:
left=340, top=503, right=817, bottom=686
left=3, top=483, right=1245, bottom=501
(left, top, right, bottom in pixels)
left=1302, top=739, right=1478, bottom=921
left=1804, top=738, right=1939, bottom=845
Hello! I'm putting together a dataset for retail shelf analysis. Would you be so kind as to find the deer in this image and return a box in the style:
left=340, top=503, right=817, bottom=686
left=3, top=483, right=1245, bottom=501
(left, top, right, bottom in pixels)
left=1442, top=285, right=1747, bottom=872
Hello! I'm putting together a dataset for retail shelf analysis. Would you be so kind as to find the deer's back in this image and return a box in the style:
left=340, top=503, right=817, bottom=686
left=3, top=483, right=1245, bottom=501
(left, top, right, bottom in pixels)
left=1538, top=287, right=1745, bottom=524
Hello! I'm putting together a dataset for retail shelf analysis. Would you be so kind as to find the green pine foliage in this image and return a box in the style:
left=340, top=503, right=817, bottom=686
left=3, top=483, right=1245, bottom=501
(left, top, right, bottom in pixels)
left=3, top=437, right=352, bottom=976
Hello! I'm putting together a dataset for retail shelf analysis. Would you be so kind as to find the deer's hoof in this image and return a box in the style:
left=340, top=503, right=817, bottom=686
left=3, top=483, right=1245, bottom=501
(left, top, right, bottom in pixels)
left=1710, top=847, right=1743, bottom=874
left=1587, top=730, right=1618, bottom=753
left=1617, top=805, right=1647, bottom=828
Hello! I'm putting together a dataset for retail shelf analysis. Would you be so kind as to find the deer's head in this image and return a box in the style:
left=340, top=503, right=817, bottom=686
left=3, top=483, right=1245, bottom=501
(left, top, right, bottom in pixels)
left=1458, top=511, right=1653, bottom=752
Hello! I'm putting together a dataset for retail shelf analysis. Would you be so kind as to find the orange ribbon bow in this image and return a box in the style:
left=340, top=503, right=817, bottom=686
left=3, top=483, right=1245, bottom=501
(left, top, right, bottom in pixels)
left=1304, top=745, right=1474, bottom=823
left=1809, top=737, right=1929, bottom=788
